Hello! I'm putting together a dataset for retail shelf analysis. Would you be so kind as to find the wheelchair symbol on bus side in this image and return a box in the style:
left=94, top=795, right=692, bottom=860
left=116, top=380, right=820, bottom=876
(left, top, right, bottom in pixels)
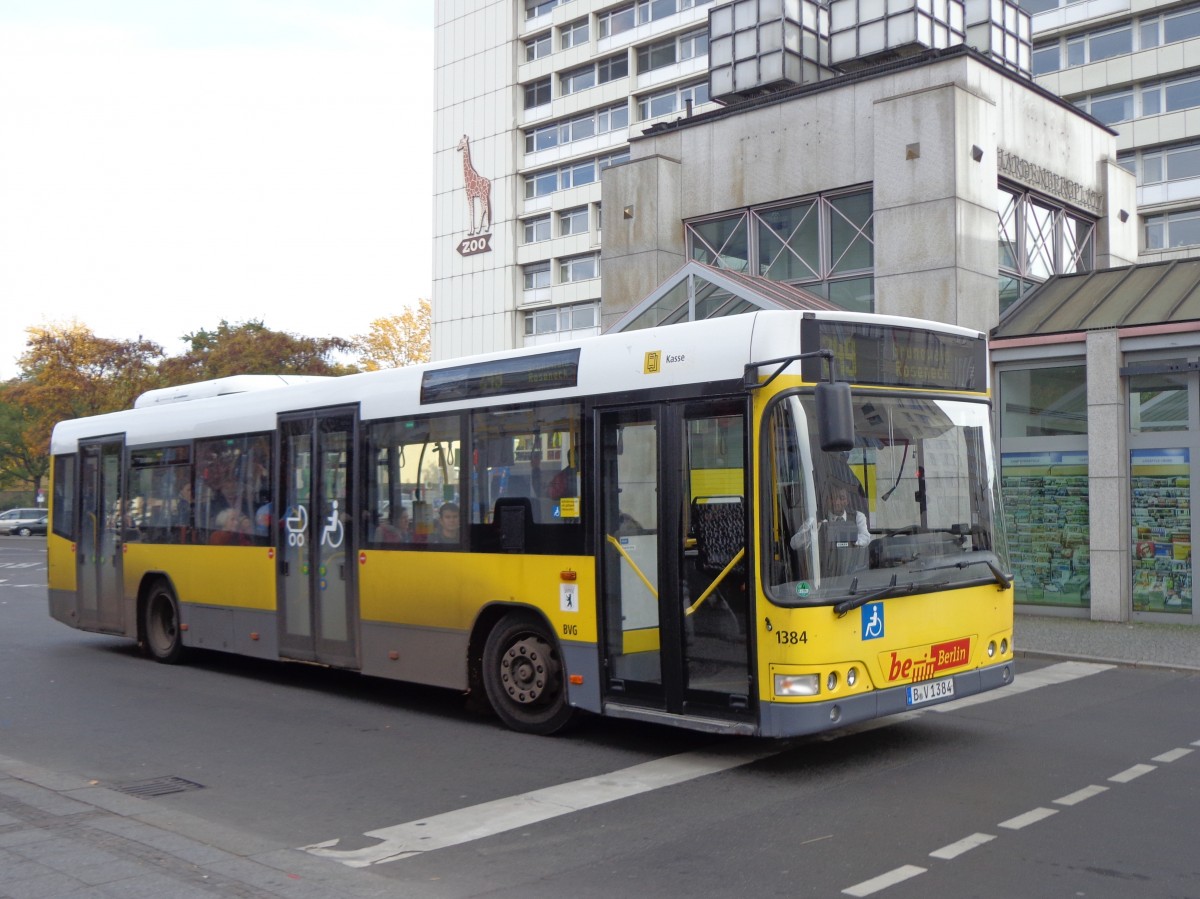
left=285, top=505, right=308, bottom=547
left=321, top=500, right=345, bottom=549
left=862, top=602, right=884, bottom=640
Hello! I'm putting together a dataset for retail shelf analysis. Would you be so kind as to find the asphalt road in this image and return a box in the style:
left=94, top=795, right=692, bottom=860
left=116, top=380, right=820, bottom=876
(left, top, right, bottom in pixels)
left=3, top=536, right=1198, bottom=898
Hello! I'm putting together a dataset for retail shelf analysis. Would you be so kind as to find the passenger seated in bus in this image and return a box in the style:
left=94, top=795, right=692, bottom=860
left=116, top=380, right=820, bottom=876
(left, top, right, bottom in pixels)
left=376, top=507, right=410, bottom=543
left=431, top=502, right=460, bottom=543
left=210, top=507, right=254, bottom=546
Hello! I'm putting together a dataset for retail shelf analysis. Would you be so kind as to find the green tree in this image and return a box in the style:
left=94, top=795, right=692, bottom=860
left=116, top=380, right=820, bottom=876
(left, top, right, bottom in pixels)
left=158, top=319, right=359, bottom=382
left=352, top=300, right=432, bottom=371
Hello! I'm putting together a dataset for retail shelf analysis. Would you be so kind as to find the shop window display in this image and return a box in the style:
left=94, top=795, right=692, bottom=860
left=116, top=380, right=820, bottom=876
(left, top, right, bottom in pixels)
left=1131, top=448, right=1192, bottom=613
left=1002, top=452, right=1091, bottom=606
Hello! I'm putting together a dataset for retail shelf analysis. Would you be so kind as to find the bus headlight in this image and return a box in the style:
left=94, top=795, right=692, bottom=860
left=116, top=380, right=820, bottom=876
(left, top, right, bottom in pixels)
left=1000, top=638, right=1009, bottom=655
left=826, top=671, right=839, bottom=692
left=775, top=673, right=820, bottom=696
left=846, top=667, right=858, bottom=687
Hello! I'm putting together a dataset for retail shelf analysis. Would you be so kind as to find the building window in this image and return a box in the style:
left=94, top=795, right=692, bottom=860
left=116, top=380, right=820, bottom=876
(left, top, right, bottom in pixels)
left=998, top=186, right=1095, bottom=315
left=524, top=77, right=551, bottom=109
left=1065, top=24, right=1131, bottom=68
left=638, top=0, right=678, bottom=24
left=1130, top=370, right=1189, bottom=432
left=1145, top=209, right=1200, bottom=250
left=524, top=302, right=599, bottom=337
left=597, top=53, right=629, bottom=84
left=524, top=103, right=628, bottom=155
left=524, top=261, right=551, bottom=290
left=560, top=253, right=599, bottom=282
left=523, top=215, right=551, bottom=244
left=525, top=32, right=551, bottom=61
left=1136, top=140, right=1200, bottom=185
left=636, top=30, right=707, bottom=73
left=561, top=63, right=596, bottom=94
left=1032, top=42, right=1058, bottom=76
left=686, top=189, right=875, bottom=312
left=598, top=4, right=635, bottom=38
left=637, top=79, right=710, bottom=119
left=526, top=0, right=571, bottom=19
left=525, top=151, right=627, bottom=200
left=1139, top=3, right=1200, bottom=48
left=559, top=206, right=589, bottom=236
left=1000, top=366, right=1087, bottom=438
left=678, top=28, right=708, bottom=60
left=560, top=18, right=589, bottom=49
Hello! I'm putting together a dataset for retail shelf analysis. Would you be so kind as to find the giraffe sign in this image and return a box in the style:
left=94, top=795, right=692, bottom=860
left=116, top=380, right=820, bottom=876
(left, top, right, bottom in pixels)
left=456, top=134, right=492, bottom=256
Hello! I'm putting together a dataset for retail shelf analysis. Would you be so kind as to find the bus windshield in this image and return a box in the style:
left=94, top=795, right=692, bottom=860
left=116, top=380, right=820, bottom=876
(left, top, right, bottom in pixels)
left=763, top=392, right=1009, bottom=606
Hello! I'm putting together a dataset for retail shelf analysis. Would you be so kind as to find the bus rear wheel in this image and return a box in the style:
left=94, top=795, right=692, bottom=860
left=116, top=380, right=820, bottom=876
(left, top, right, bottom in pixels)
left=482, top=613, right=573, bottom=735
left=143, top=581, right=184, bottom=664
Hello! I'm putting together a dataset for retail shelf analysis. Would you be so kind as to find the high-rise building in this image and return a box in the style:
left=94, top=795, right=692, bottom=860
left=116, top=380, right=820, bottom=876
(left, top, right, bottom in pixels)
left=1028, top=0, right=1200, bottom=263
left=432, top=0, right=1140, bottom=359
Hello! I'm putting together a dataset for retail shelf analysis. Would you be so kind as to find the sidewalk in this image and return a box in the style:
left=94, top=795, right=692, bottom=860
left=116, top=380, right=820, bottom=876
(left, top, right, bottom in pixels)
left=0, top=754, right=401, bottom=899
left=1016, top=612, right=1200, bottom=672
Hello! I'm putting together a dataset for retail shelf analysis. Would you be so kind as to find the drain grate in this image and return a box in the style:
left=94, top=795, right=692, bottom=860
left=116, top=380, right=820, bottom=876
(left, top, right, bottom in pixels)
left=112, top=776, right=205, bottom=798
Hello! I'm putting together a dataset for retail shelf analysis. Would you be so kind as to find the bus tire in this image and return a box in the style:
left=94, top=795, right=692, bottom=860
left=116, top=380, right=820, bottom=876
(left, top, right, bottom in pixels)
left=143, top=581, right=185, bottom=664
left=482, top=613, right=573, bottom=735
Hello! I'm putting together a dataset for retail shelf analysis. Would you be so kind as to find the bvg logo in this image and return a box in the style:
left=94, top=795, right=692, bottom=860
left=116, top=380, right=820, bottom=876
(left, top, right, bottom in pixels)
left=883, top=637, right=971, bottom=683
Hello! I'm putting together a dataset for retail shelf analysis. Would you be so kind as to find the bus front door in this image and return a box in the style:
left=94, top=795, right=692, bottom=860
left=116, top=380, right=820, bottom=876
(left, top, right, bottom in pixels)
left=77, top=437, right=125, bottom=634
left=277, top=409, right=359, bottom=668
left=598, top=401, right=752, bottom=724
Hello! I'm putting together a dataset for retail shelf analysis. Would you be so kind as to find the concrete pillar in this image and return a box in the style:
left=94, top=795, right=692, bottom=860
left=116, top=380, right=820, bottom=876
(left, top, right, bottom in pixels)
left=1086, top=329, right=1129, bottom=621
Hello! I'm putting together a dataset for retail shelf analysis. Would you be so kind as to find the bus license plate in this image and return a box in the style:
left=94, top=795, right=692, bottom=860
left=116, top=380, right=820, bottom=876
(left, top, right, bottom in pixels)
left=906, top=678, right=955, bottom=706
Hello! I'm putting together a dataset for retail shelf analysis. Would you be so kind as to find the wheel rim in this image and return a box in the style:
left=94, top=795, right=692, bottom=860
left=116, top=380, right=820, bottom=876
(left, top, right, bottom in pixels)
left=499, top=633, right=561, bottom=706
left=148, top=595, right=177, bottom=655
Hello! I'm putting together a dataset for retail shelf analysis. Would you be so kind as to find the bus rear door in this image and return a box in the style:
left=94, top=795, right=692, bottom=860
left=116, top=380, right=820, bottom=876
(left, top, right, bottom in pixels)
left=76, top=437, right=126, bottom=634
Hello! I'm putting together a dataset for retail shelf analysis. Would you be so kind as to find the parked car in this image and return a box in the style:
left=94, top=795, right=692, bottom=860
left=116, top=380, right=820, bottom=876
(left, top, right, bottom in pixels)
left=0, top=507, right=47, bottom=537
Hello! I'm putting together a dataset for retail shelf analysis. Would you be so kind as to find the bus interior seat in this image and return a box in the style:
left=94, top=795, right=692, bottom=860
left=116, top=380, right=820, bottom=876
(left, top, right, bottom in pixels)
left=692, top=497, right=744, bottom=573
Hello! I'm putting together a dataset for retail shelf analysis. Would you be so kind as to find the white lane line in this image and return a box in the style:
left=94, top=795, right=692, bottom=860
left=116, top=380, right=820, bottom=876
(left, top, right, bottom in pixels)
left=304, top=661, right=1111, bottom=869
left=928, top=660, right=1113, bottom=713
left=1054, top=785, right=1108, bottom=806
left=1153, top=748, right=1193, bottom=763
left=1109, top=763, right=1156, bottom=783
left=999, top=807, right=1058, bottom=830
left=303, top=744, right=780, bottom=867
left=929, top=832, right=995, bottom=860
left=842, top=865, right=927, bottom=897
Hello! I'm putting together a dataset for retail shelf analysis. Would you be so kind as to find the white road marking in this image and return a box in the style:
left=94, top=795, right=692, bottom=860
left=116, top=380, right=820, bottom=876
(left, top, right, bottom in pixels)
left=302, top=660, right=1110, bottom=869
left=928, top=661, right=1112, bottom=713
left=303, top=743, right=780, bottom=867
left=929, top=832, right=994, bottom=860
left=1054, top=785, right=1108, bottom=806
left=999, top=807, right=1058, bottom=830
left=1109, top=763, right=1156, bottom=783
left=1153, top=748, right=1193, bottom=763
left=842, top=865, right=927, bottom=897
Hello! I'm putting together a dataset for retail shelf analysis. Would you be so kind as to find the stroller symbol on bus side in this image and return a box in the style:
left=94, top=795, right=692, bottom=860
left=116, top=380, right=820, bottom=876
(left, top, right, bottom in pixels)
left=285, top=505, right=308, bottom=546
left=321, top=500, right=344, bottom=549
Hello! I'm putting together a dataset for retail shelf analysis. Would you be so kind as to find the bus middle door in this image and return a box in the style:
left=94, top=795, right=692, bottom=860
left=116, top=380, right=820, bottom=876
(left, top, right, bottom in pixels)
left=277, top=408, right=359, bottom=668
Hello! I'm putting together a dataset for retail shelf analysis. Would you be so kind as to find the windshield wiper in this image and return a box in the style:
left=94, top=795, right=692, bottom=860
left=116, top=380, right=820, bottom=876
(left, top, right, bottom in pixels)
left=833, top=575, right=950, bottom=617
left=902, top=554, right=1013, bottom=590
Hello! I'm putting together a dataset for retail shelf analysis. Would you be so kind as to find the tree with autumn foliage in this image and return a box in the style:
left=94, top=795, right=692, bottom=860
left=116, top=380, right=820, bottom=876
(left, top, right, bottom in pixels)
left=352, top=299, right=431, bottom=371
left=1, top=321, right=167, bottom=498
left=157, top=319, right=360, bottom=383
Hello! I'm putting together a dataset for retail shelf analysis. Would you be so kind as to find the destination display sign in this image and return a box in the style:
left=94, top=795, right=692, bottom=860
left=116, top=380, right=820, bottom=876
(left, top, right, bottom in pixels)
left=800, top=319, right=986, bottom=392
left=421, top=348, right=581, bottom=404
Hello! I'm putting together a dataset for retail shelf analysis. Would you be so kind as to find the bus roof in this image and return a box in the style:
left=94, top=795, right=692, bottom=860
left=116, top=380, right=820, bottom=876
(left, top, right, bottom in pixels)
left=50, top=311, right=985, bottom=454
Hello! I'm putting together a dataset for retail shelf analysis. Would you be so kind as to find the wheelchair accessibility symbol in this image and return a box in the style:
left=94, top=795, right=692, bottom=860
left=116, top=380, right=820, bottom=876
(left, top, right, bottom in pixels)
left=862, top=602, right=884, bottom=640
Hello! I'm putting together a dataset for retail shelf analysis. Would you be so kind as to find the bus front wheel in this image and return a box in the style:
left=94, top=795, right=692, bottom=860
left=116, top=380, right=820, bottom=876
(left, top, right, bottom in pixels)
left=482, top=613, right=573, bottom=735
left=143, top=581, right=184, bottom=664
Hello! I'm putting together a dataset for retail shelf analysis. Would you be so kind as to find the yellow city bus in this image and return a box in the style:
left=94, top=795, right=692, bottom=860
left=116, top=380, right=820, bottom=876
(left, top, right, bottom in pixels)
left=47, top=310, right=1014, bottom=736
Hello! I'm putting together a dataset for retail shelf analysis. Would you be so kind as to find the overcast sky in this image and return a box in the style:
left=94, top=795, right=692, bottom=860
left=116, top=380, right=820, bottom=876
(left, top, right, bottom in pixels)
left=0, top=1, right=434, bottom=379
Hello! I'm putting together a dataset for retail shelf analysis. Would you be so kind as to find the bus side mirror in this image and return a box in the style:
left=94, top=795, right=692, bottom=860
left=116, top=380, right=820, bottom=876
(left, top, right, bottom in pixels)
left=816, top=381, right=855, bottom=452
